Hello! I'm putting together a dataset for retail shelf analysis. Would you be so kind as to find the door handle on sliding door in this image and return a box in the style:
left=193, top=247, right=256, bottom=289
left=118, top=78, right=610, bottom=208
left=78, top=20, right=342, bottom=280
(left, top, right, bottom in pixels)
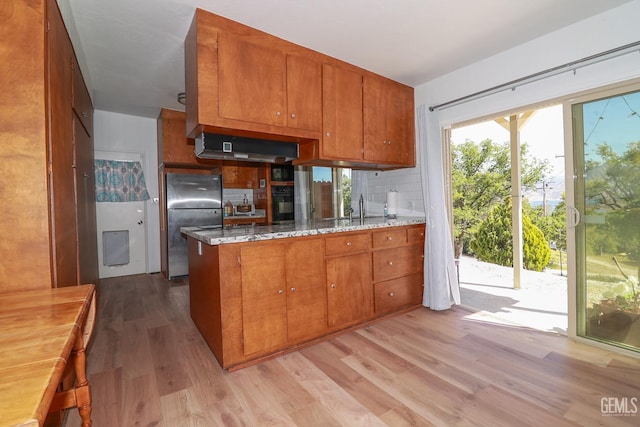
left=567, top=206, right=580, bottom=228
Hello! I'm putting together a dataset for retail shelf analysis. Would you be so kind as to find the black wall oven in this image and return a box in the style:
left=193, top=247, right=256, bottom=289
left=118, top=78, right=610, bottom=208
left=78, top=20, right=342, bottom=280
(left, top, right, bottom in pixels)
left=271, top=185, right=294, bottom=224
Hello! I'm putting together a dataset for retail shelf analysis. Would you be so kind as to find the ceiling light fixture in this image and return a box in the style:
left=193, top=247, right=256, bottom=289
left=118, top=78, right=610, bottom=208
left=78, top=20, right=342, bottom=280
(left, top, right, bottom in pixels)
left=177, top=92, right=186, bottom=105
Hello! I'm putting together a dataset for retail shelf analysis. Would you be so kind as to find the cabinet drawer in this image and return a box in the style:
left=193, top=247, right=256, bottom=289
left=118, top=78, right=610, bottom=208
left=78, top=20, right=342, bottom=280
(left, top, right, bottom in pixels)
left=374, top=273, right=423, bottom=315
left=373, top=245, right=423, bottom=282
left=325, top=232, right=370, bottom=256
left=407, top=224, right=425, bottom=244
left=372, top=228, right=407, bottom=249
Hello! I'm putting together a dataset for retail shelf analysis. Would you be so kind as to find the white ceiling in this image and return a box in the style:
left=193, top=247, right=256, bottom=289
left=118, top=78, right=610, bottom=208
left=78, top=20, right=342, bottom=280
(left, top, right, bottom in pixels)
left=67, top=0, right=633, bottom=118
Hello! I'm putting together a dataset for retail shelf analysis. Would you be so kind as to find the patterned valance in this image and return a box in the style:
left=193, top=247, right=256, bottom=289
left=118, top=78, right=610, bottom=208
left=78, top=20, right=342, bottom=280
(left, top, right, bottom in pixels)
left=94, top=159, right=150, bottom=202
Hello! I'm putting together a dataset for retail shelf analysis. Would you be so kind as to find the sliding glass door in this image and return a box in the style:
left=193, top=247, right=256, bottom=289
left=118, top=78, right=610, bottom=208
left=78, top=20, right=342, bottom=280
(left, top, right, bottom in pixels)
left=571, top=85, right=640, bottom=351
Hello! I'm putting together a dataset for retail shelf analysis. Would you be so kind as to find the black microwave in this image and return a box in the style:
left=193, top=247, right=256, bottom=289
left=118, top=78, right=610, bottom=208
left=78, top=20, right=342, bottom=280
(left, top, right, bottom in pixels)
left=271, top=165, right=294, bottom=182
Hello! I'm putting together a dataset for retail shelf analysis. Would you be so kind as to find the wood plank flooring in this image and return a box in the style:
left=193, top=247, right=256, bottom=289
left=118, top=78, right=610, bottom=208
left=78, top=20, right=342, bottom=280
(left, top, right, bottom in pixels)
left=64, top=273, right=640, bottom=426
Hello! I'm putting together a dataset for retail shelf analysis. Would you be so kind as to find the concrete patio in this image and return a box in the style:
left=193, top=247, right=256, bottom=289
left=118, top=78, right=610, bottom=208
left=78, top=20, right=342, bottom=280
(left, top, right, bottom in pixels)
left=456, top=255, right=568, bottom=335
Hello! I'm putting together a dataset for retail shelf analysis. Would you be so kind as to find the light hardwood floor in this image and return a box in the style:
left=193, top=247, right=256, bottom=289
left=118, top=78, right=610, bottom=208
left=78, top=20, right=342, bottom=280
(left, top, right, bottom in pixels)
left=65, top=273, right=640, bottom=426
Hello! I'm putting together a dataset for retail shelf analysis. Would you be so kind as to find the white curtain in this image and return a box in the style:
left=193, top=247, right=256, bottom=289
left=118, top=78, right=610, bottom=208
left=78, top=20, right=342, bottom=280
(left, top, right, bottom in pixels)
left=417, top=104, right=461, bottom=310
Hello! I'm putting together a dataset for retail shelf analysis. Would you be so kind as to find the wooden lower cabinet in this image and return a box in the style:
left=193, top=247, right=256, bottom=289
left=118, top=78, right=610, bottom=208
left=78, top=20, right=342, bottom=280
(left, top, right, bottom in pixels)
left=285, top=239, right=327, bottom=342
left=239, top=239, right=326, bottom=356
left=374, top=273, right=423, bottom=315
left=240, top=243, right=288, bottom=356
left=326, top=252, right=373, bottom=328
left=188, top=224, right=424, bottom=370
left=372, top=225, right=425, bottom=316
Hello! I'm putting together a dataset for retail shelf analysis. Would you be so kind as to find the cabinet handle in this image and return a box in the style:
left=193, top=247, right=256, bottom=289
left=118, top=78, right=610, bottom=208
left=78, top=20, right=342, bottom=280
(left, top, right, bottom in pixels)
left=290, top=287, right=296, bottom=292
left=277, top=289, right=284, bottom=295
left=330, top=283, right=336, bottom=289
left=325, top=132, right=331, bottom=137
left=386, top=236, right=392, bottom=241
left=346, top=242, right=352, bottom=246
left=276, top=111, right=281, bottom=116
left=388, top=292, right=395, bottom=297
left=82, top=112, right=88, bottom=118
left=421, top=255, right=425, bottom=259
left=291, top=113, right=296, bottom=119
left=388, top=261, right=393, bottom=266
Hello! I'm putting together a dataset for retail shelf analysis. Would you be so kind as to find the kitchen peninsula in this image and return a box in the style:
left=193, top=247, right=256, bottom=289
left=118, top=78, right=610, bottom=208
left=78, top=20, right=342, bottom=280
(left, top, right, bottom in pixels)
left=183, top=217, right=426, bottom=370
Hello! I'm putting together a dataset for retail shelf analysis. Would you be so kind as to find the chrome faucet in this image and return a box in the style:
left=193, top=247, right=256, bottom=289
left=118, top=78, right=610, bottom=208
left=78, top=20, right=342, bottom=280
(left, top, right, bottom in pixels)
left=348, top=207, right=354, bottom=222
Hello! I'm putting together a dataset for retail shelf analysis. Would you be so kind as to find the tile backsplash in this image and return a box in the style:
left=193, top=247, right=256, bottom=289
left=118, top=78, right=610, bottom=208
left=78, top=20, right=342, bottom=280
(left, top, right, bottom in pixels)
left=364, top=167, right=424, bottom=216
left=223, top=188, right=254, bottom=206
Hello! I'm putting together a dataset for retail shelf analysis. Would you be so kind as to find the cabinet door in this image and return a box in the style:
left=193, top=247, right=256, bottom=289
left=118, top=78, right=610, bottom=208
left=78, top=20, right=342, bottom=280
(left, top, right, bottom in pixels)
left=74, top=116, right=99, bottom=287
left=222, top=164, right=258, bottom=189
left=326, top=252, right=373, bottom=328
left=218, top=35, right=286, bottom=127
left=72, top=58, right=93, bottom=137
left=48, top=0, right=78, bottom=287
left=287, top=55, right=322, bottom=131
left=363, top=75, right=415, bottom=165
left=286, top=239, right=327, bottom=342
left=322, top=64, right=363, bottom=160
left=240, top=243, right=288, bottom=356
left=158, top=109, right=197, bottom=165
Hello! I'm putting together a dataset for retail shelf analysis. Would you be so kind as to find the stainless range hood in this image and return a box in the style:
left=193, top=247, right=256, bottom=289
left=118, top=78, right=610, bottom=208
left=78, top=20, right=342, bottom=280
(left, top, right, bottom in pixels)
left=195, top=132, right=299, bottom=163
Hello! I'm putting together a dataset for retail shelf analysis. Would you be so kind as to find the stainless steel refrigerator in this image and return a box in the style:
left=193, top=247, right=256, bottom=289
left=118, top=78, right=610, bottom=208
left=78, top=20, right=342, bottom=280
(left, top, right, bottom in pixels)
left=166, top=173, right=222, bottom=279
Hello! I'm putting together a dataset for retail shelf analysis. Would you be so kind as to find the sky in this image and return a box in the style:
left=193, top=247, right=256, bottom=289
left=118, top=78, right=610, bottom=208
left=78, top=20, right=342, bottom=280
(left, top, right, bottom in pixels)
left=581, top=90, right=640, bottom=158
left=451, top=104, right=565, bottom=202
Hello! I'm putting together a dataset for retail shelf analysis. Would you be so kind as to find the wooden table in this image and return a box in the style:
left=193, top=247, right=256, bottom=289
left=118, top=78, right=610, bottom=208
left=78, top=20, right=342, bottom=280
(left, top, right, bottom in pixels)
left=0, top=284, right=96, bottom=427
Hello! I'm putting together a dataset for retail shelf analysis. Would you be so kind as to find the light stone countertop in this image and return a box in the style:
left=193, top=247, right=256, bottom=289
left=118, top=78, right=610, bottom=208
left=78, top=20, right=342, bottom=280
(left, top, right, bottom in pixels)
left=182, top=216, right=426, bottom=246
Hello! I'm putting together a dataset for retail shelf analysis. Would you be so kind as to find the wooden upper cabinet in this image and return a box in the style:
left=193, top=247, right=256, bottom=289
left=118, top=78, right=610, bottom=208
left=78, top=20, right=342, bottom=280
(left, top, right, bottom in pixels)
left=221, top=164, right=258, bottom=189
left=157, top=108, right=198, bottom=165
left=218, top=36, right=322, bottom=132
left=218, top=35, right=287, bottom=127
left=185, top=9, right=415, bottom=170
left=363, top=75, right=416, bottom=166
left=186, top=11, right=322, bottom=140
left=286, top=54, right=322, bottom=132
left=72, top=58, right=93, bottom=136
left=322, top=64, right=363, bottom=160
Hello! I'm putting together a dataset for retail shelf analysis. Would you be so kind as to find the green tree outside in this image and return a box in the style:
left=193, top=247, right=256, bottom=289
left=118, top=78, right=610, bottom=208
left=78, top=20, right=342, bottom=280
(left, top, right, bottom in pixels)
left=452, top=139, right=548, bottom=258
left=471, top=197, right=551, bottom=272
left=585, top=141, right=640, bottom=277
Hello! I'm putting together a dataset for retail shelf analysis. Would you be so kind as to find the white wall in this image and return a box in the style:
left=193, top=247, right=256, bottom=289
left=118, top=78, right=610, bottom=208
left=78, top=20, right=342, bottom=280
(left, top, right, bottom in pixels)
left=417, top=0, right=640, bottom=126
left=366, top=0, right=640, bottom=218
left=93, top=110, right=161, bottom=273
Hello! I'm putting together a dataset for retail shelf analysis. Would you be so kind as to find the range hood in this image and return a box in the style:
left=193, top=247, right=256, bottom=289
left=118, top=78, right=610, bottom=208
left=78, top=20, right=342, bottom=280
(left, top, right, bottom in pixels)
left=195, top=132, right=299, bottom=163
